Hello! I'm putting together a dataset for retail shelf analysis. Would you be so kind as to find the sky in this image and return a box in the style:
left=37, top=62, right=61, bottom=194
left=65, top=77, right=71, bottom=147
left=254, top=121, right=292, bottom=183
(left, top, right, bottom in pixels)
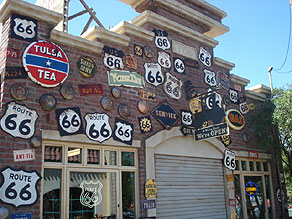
left=24, top=0, right=292, bottom=89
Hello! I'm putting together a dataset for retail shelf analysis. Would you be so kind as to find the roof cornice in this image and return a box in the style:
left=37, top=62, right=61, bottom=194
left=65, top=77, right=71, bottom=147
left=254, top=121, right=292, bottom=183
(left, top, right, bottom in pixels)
left=230, top=74, right=250, bottom=86
left=213, top=57, right=235, bottom=71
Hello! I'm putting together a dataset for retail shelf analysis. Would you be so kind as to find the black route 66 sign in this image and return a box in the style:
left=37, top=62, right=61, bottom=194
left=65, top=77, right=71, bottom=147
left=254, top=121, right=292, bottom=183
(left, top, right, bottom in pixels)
left=55, top=107, right=83, bottom=136
left=113, top=118, right=134, bottom=145
left=11, top=14, right=37, bottom=42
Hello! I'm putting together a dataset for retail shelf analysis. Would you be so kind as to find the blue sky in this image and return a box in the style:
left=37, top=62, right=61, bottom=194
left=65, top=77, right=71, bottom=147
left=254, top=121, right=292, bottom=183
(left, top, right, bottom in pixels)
left=25, top=0, right=292, bottom=89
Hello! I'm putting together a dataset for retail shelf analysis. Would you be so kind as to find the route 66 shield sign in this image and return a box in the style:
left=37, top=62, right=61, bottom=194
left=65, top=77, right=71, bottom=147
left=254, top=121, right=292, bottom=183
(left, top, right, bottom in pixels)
left=163, top=73, right=182, bottom=100
left=0, top=101, right=38, bottom=139
left=229, top=88, right=239, bottom=104
left=153, top=29, right=171, bottom=50
left=80, top=180, right=103, bottom=208
left=203, top=69, right=216, bottom=87
left=158, top=52, right=171, bottom=69
left=113, top=118, right=134, bottom=145
left=0, top=167, right=41, bottom=207
left=224, top=149, right=236, bottom=170
left=239, top=101, right=249, bottom=114
left=199, top=47, right=211, bottom=67
left=144, top=63, right=164, bottom=86
left=84, top=113, right=112, bottom=143
left=11, top=14, right=37, bottom=41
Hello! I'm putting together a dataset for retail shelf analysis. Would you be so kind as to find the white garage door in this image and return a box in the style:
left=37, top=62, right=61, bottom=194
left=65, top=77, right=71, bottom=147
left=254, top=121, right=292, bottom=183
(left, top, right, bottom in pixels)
left=155, top=154, right=227, bottom=219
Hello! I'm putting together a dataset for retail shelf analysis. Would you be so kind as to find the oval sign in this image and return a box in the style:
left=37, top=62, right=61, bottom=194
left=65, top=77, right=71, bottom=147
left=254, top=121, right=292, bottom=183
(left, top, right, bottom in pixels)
left=226, top=109, right=245, bottom=130
left=23, top=40, right=69, bottom=87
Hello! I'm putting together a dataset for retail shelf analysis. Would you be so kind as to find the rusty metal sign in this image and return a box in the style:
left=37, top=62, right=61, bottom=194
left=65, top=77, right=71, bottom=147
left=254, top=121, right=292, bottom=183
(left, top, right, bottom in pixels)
left=126, top=55, right=137, bottom=69
left=78, top=84, right=104, bottom=96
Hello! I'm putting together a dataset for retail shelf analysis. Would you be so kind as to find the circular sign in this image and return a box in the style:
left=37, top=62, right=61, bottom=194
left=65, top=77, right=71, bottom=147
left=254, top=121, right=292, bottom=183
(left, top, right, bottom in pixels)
left=23, top=40, right=69, bottom=87
left=77, top=56, right=96, bottom=77
left=226, top=109, right=245, bottom=130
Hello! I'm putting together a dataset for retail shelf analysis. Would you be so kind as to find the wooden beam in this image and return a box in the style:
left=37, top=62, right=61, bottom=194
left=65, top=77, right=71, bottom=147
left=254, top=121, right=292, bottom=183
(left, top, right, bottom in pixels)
left=68, top=9, right=91, bottom=20
left=79, top=0, right=104, bottom=28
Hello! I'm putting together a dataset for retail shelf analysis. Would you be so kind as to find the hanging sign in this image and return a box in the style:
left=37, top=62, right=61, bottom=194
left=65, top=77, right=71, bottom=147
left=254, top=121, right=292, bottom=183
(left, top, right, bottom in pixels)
left=151, top=101, right=179, bottom=129
left=203, top=69, right=216, bottom=87
left=134, top=44, right=144, bottom=57
left=205, top=89, right=222, bottom=109
left=153, top=29, right=171, bottom=50
left=103, top=46, right=124, bottom=69
left=139, top=90, right=156, bottom=102
left=23, top=40, right=69, bottom=87
left=77, top=56, right=96, bottom=78
left=199, top=47, right=211, bottom=67
left=113, top=118, right=134, bottom=145
left=220, top=135, right=232, bottom=147
left=180, top=125, right=196, bottom=136
left=144, top=63, right=164, bottom=86
left=181, top=110, right=193, bottom=126
left=84, top=113, right=112, bottom=143
left=5, top=67, right=27, bottom=79
left=126, top=55, right=137, bottom=69
left=173, top=57, right=186, bottom=74
left=13, top=149, right=35, bottom=162
left=0, top=101, right=38, bottom=139
left=224, top=149, right=236, bottom=170
left=189, top=98, right=202, bottom=114
left=138, top=116, right=153, bottom=134
left=78, top=84, right=104, bottom=96
left=145, top=179, right=157, bottom=198
left=10, top=213, right=32, bottom=219
left=245, top=182, right=258, bottom=197
left=141, top=200, right=156, bottom=210
left=239, top=101, right=249, bottom=114
left=217, top=72, right=230, bottom=90
left=248, top=151, right=259, bottom=159
left=107, top=70, right=144, bottom=88
left=80, top=180, right=103, bottom=208
left=194, top=123, right=229, bottom=141
left=7, top=48, right=20, bottom=59
left=229, top=88, right=239, bottom=104
left=226, top=109, right=245, bottom=130
left=185, top=58, right=199, bottom=69
left=0, top=167, right=41, bottom=207
left=163, top=72, right=182, bottom=99
left=158, top=52, right=171, bottom=69
left=11, top=14, right=37, bottom=42
left=55, top=107, right=83, bottom=136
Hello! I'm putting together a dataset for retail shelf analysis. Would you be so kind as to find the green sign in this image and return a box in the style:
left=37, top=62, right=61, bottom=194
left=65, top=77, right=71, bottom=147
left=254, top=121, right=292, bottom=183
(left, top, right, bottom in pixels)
left=77, top=56, right=96, bottom=78
left=107, top=70, right=145, bottom=88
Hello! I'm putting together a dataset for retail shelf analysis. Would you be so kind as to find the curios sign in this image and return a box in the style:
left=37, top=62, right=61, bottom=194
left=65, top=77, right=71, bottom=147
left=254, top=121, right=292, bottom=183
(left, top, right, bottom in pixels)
left=144, top=63, right=164, bottom=86
left=23, top=40, right=69, bottom=87
left=226, top=109, right=245, bottom=130
left=0, top=101, right=38, bottom=139
left=224, top=149, right=236, bottom=170
left=103, top=46, right=124, bottom=70
left=163, top=72, right=182, bottom=100
left=11, top=14, right=37, bottom=42
left=153, top=29, right=171, bottom=50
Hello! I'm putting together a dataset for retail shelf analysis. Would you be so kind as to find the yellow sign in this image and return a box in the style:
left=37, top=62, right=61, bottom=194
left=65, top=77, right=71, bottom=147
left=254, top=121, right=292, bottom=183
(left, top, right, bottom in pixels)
left=231, top=211, right=238, bottom=219
left=189, top=98, right=202, bottom=114
left=145, top=179, right=157, bottom=198
left=226, top=174, right=234, bottom=182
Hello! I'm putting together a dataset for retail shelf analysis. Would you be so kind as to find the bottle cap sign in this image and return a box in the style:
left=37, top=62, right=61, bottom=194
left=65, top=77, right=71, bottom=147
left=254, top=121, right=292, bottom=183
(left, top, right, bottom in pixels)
left=23, top=40, right=69, bottom=87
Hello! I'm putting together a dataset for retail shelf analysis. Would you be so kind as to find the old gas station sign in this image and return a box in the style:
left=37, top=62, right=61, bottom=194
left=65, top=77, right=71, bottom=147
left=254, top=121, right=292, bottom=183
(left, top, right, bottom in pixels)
left=23, top=40, right=69, bottom=87
left=151, top=101, right=179, bottom=129
left=145, top=179, right=157, bottom=198
left=226, top=109, right=245, bottom=130
left=245, top=182, right=258, bottom=197
left=77, top=56, right=96, bottom=78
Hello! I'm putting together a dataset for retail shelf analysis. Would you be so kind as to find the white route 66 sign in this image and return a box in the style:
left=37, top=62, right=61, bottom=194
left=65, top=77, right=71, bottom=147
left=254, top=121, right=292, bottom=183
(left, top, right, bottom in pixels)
left=181, top=110, right=193, bottom=126
left=229, top=88, right=239, bottom=104
left=239, top=101, right=249, bottom=114
left=205, top=89, right=222, bottom=109
left=174, top=57, right=185, bottom=74
left=224, top=149, right=236, bottom=170
left=155, top=36, right=171, bottom=50
left=11, top=14, right=37, bottom=41
left=163, top=72, right=182, bottom=100
left=0, top=101, right=38, bottom=139
left=204, top=69, right=216, bottom=87
left=113, top=118, right=134, bottom=145
left=103, top=53, right=124, bottom=70
left=158, top=52, right=171, bottom=69
left=0, top=167, right=41, bottom=207
left=84, top=113, right=112, bottom=143
left=199, top=47, right=211, bottom=67
left=144, top=63, right=164, bottom=86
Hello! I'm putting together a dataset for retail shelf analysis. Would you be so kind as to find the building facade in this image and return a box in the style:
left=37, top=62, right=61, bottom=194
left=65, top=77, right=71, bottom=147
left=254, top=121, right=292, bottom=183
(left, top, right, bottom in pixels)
left=0, top=0, right=287, bottom=218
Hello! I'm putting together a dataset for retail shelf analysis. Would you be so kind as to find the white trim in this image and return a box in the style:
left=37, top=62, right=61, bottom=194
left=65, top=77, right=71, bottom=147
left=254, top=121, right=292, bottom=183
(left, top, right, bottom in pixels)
left=245, top=90, right=267, bottom=102
left=213, top=57, right=235, bottom=70
left=230, top=73, right=250, bottom=86
left=247, top=84, right=271, bottom=98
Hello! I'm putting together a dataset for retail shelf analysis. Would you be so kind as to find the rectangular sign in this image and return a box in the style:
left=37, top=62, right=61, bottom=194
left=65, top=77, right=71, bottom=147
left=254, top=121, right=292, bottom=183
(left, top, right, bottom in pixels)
left=185, top=58, right=199, bottom=69
left=107, top=70, right=145, bottom=88
left=78, top=84, right=104, bottom=96
left=194, top=123, right=229, bottom=141
left=5, top=67, right=27, bottom=79
left=10, top=213, right=32, bottom=219
left=229, top=199, right=235, bottom=206
left=139, top=90, right=156, bottom=102
left=226, top=174, right=234, bottom=182
left=141, top=200, right=156, bottom=210
left=172, top=40, right=198, bottom=60
left=13, top=149, right=35, bottom=162
left=248, top=151, right=259, bottom=159
left=7, top=48, right=20, bottom=59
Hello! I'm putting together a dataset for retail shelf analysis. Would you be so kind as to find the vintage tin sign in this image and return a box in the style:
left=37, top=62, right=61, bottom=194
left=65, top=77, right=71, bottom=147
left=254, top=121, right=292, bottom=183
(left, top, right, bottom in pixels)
left=153, top=29, right=171, bottom=50
left=103, top=46, right=124, bottom=69
left=145, top=179, right=157, bottom=198
left=126, top=55, right=137, bottom=69
left=245, top=182, right=258, bottom=197
left=226, top=109, right=245, bottom=130
left=189, top=98, right=202, bottom=114
left=139, top=90, right=157, bottom=102
left=224, top=149, right=236, bottom=170
left=78, top=84, right=104, bottom=96
left=5, top=67, right=27, bottom=79
left=77, top=56, right=96, bottom=78
left=181, top=110, right=193, bottom=126
left=23, top=40, right=69, bottom=87
left=55, top=107, right=83, bottom=136
left=226, top=174, right=234, bottom=182
left=229, top=88, right=239, bottom=104
left=240, top=101, right=249, bottom=114
left=7, top=48, right=20, bottom=59
left=134, top=44, right=143, bottom=57
left=203, top=69, right=216, bottom=87
left=194, top=123, right=229, bottom=141
left=220, top=135, right=232, bottom=147
left=180, top=125, right=196, bottom=136
left=199, top=47, right=211, bottom=67
left=163, top=72, right=182, bottom=99
left=0, top=167, right=41, bottom=207
left=80, top=180, right=103, bottom=208
left=141, top=200, right=156, bottom=210
left=173, top=57, right=186, bottom=74
left=113, top=118, right=134, bottom=145
left=13, top=149, right=35, bottom=162
left=107, top=70, right=145, bottom=88
left=84, top=113, right=112, bottom=143
left=151, top=101, right=179, bottom=129
left=217, top=72, right=229, bottom=90
left=11, top=14, right=37, bottom=42
left=138, top=116, right=153, bottom=134
left=0, top=101, right=38, bottom=139
left=158, top=52, right=171, bottom=69
left=144, top=63, right=164, bottom=87
left=10, top=213, right=32, bottom=219
left=248, top=151, right=259, bottom=159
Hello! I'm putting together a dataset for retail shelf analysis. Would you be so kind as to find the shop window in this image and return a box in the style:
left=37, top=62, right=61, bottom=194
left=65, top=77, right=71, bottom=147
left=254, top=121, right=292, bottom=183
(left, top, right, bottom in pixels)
left=104, top=150, right=117, bottom=166
left=263, top=162, right=269, bottom=172
left=256, top=162, right=261, bottom=171
left=249, top=161, right=255, bottom=171
left=121, top=152, right=135, bottom=166
left=68, top=147, right=82, bottom=164
left=44, top=146, right=62, bottom=162
left=122, top=172, right=136, bottom=219
left=241, top=161, right=247, bottom=171
left=87, top=149, right=100, bottom=165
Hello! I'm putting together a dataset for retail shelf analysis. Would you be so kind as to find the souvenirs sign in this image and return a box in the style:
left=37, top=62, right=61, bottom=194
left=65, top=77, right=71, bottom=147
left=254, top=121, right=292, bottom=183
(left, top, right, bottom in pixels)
left=145, top=179, right=157, bottom=198
left=7, top=48, right=20, bottom=59
left=113, top=118, right=134, bottom=145
left=139, top=90, right=156, bottom=102
left=245, top=182, right=258, bottom=197
left=55, top=107, right=83, bottom=136
left=0, top=167, right=41, bottom=207
left=195, top=123, right=229, bottom=141
left=126, top=55, right=137, bottom=69
left=181, top=110, right=193, bottom=126
left=13, top=149, right=35, bottom=162
left=0, top=101, right=38, bottom=139
left=78, top=84, right=104, bottom=96
left=107, top=70, right=145, bottom=88
left=226, top=109, right=245, bottom=130
left=158, top=52, right=171, bottom=69
left=224, top=149, right=236, bottom=170
left=144, top=63, right=164, bottom=86
left=138, top=116, right=153, bottom=134
left=151, top=101, right=179, bottom=129
left=84, top=113, right=112, bottom=143
left=11, top=14, right=37, bottom=42
left=80, top=180, right=103, bottom=208
left=103, top=46, right=124, bottom=69
left=199, top=47, right=211, bottom=67
left=77, top=56, right=96, bottom=78
left=173, top=57, right=186, bottom=74
left=204, top=69, right=216, bottom=87
left=163, top=72, right=182, bottom=99
left=153, top=29, right=171, bottom=50
left=134, top=44, right=143, bottom=57
left=5, top=67, right=27, bottom=79
left=23, top=40, right=69, bottom=87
